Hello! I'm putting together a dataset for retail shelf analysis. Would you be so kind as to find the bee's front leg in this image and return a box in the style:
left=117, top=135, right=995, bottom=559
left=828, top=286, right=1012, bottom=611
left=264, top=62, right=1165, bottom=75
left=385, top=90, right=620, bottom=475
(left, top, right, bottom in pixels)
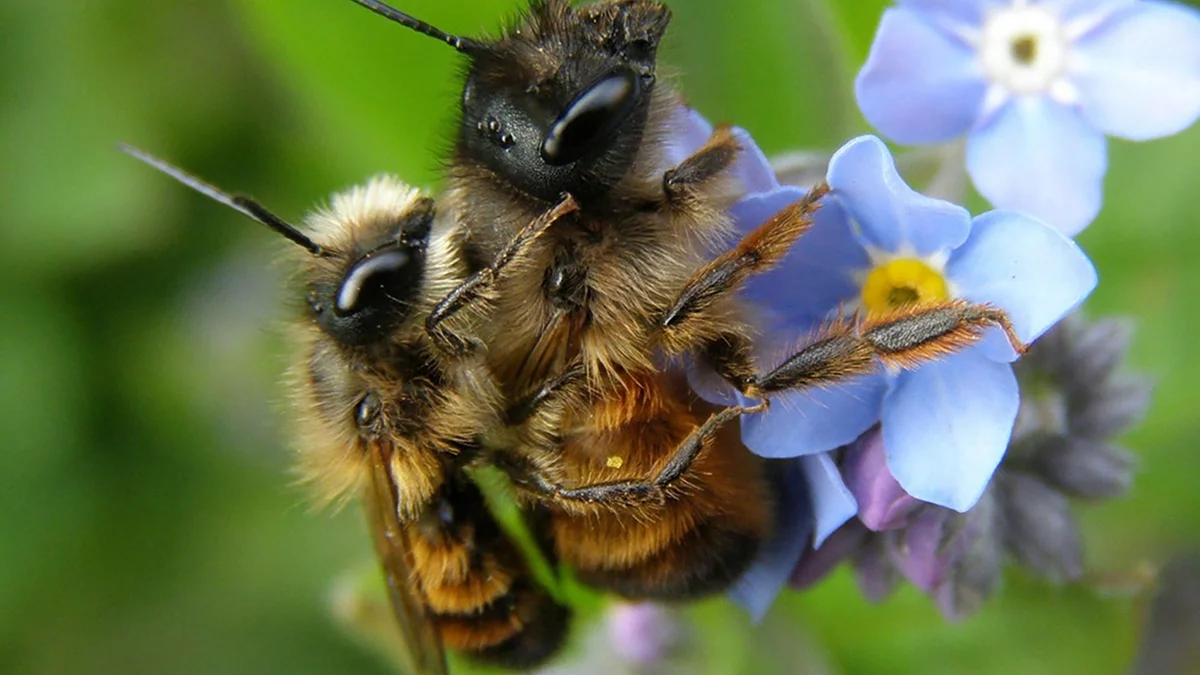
left=425, top=193, right=579, bottom=356
left=662, top=124, right=740, bottom=204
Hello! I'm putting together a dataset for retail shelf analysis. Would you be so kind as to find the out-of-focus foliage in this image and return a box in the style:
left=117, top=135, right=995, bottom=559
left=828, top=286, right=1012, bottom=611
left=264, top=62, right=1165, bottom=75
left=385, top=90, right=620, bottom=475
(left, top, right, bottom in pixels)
left=3, top=0, right=1199, bottom=673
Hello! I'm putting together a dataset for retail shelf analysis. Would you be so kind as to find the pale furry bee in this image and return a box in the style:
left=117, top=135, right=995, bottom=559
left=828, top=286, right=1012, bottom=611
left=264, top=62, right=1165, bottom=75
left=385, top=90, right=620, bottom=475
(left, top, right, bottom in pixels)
left=354, top=0, right=1026, bottom=601
left=120, top=145, right=579, bottom=673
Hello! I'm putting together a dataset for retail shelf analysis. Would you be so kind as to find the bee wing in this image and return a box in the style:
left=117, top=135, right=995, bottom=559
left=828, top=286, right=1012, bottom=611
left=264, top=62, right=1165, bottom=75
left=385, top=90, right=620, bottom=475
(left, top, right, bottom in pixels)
left=363, top=443, right=449, bottom=675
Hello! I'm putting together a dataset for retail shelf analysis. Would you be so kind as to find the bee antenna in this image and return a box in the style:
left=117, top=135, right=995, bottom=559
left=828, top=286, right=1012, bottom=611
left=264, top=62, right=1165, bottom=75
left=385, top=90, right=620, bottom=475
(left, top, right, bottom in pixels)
left=119, top=143, right=327, bottom=257
left=346, top=0, right=486, bottom=55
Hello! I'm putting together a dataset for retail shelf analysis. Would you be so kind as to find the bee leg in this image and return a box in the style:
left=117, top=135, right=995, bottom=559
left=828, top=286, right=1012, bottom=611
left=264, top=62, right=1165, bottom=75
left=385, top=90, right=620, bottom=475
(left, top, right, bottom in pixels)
left=425, top=193, right=580, bottom=355
left=754, top=300, right=1027, bottom=395
left=505, top=358, right=587, bottom=425
left=663, top=124, right=741, bottom=203
left=503, top=403, right=761, bottom=509
left=658, top=182, right=830, bottom=350
left=697, top=331, right=760, bottom=398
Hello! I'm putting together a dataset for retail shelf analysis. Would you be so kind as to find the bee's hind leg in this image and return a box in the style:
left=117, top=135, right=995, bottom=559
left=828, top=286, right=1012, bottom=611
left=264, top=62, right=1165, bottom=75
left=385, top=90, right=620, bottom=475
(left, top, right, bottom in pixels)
left=499, top=402, right=762, bottom=511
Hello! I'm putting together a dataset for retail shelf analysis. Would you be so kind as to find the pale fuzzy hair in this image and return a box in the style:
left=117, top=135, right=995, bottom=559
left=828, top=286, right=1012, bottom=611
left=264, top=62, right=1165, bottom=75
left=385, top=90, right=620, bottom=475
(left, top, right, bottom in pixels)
left=303, top=174, right=427, bottom=247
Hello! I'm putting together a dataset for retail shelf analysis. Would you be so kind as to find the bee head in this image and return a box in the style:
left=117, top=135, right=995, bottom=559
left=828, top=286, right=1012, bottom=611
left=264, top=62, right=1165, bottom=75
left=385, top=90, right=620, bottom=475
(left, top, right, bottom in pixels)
left=346, top=0, right=671, bottom=204
left=119, top=144, right=437, bottom=350
left=304, top=184, right=436, bottom=348
left=458, top=0, right=670, bottom=203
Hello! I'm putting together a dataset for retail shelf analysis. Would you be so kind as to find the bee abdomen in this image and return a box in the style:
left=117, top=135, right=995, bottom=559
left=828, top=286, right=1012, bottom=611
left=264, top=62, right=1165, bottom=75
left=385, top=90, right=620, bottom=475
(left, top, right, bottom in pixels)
left=554, top=397, right=775, bottom=601
left=411, top=480, right=570, bottom=669
left=433, top=579, right=571, bottom=669
left=569, top=515, right=764, bottom=600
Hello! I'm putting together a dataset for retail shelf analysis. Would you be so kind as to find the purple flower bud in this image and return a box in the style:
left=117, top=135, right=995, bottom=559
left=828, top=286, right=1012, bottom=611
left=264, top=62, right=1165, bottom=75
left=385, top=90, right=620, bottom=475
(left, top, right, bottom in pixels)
left=842, top=428, right=920, bottom=531
left=606, top=602, right=679, bottom=668
left=887, top=506, right=954, bottom=593
left=934, top=487, right=1003, bottom=622
left=1071, top=375, right=1153, bottom=440
left=789, top=521, right=868, bottom=591
left=887, top=500, right=993, bottom=599
left=854, top=534, right=900, bottom=603
left=999, top=472, right=1084, bottom=584
left=1031, top=435, right=1136, bottom=500
left=1061, top=318, right=1134, bottom=395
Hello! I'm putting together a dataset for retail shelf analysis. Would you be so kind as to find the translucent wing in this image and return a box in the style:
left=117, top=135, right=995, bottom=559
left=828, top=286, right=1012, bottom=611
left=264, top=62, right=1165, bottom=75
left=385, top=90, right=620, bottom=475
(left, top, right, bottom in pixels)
left=363, top=443, right=449, bottom=675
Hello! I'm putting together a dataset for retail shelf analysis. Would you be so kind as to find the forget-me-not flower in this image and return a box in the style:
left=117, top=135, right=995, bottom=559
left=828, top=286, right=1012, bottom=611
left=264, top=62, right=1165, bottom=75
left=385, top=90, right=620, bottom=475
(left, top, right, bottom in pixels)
left=728, top=135, right=1097, bottom=513
left=856, top=0, right=1200, bottom=235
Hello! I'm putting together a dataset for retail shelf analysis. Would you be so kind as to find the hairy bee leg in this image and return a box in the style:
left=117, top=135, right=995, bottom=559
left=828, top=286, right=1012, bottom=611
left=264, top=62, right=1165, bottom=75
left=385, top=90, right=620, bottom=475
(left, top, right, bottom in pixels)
left=425, top=194, right=580, bottom=354
left=659, top=182, right=830, bottom=346
left=699, top=331, right=761, bottom=397
left=755, top=300, right=1027, bottom=395
left=662, top=124, right=740, bottom=202
left=505, top=358, right=587, bottom=425
left=506, top=403, right=761, bottom=508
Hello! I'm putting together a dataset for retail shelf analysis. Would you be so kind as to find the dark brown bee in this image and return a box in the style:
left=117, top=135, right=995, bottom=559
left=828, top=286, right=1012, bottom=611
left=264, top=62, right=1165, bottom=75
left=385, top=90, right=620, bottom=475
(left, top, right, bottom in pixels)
left=355, top=0, right=1027, bottom=601
left=119, top=146, right=578, bottom=673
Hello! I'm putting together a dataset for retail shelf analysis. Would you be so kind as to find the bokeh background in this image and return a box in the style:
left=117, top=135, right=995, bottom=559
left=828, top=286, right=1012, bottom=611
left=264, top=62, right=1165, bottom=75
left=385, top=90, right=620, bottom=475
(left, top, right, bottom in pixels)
left=5, top=0, right=1200, bottom=673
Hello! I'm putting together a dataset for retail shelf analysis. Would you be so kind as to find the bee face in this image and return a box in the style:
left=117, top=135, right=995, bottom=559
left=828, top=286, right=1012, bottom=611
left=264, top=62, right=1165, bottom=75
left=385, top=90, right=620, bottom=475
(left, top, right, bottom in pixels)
left=458, top=0, right=670, bottom=203
left=306, top=194, right=436, bottom=348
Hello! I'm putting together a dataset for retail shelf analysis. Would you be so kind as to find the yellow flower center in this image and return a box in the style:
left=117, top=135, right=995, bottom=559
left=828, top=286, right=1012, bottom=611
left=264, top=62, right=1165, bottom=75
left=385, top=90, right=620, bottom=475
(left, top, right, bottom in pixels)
left=861, top=258, right=949, bottom=314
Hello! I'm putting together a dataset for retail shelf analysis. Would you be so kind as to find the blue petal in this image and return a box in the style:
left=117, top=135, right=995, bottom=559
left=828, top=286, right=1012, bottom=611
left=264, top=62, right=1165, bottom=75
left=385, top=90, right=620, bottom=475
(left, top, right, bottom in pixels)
left=741, top=349, right=887, bottom=457
left=729, top=459, right=813, bottom=621
left=897, top=0, right=998, bottom=27
left=803, top=453, right=858, bottom=547
left=856, top=8, right=988, bottom=144
left=1072, top=1, right=1200, bottom=141
left=827, top=135, right=972, bottom=256
left=731, top=127, right=780, bottom=193
left=730, top=185, right=809, bottom=237
left=1033, top=0, right=1137, bottom=24
left=882, top=352, right=1019, bottom=512
left=663, top=106, right=715, bottom=168
left=736, top=192, right=867, bottom=327
left=947, top=211, right=1097, bottom=362
left=685, top=355, right=747, bottom=407
left=966, top=97, right=1107, bottom=236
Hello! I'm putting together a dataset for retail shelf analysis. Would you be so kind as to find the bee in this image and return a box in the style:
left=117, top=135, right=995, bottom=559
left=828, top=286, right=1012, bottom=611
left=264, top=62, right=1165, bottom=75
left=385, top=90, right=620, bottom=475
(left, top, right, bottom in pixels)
left=354, top=0, right=1026, bottom=600
left=119, top=145, right=580, bottom=673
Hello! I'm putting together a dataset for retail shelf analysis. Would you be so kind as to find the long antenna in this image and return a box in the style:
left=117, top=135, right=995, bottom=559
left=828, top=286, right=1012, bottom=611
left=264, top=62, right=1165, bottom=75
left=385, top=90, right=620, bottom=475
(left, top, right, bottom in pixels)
left=346, top=0, right=486, bottom=54
left=119, top=143, right=326, bottom=257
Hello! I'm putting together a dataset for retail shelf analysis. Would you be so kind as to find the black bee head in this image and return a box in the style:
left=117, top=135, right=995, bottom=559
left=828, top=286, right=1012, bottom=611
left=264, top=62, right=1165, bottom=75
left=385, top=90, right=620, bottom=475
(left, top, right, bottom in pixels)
left=458, top=0, right=670, bottom=204
left=307, top=195, right=435, bottom=348
left=342, top=0, right=670, bottom=204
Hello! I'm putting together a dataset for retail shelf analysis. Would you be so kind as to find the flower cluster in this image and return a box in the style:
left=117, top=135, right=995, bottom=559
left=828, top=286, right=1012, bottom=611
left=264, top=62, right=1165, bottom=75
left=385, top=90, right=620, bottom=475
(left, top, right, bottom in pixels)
left=664, top=0, right=1185, bottom=621
left=790, top=313, right=1149, bottom=620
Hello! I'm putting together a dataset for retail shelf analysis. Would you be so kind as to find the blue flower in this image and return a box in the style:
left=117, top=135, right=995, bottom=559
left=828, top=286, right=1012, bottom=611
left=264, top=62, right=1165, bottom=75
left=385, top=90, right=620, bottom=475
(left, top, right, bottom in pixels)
left=855, top=0, right=1200, bottom=235
left=732, top=135, right=1097, bottom=512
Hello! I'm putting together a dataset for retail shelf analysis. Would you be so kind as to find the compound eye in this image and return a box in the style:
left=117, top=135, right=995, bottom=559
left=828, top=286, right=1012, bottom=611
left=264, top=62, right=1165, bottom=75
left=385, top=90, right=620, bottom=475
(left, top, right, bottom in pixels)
left=335, top=248, right=413, bottom=316
left=541, top=68, right=641, bottom=166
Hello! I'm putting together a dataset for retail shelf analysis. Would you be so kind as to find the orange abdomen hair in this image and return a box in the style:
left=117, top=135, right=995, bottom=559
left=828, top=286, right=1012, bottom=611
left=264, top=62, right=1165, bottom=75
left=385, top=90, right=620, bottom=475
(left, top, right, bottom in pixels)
left=410, top=478, right=570, bottom=669
left=550, top=373, right=775, bottom=599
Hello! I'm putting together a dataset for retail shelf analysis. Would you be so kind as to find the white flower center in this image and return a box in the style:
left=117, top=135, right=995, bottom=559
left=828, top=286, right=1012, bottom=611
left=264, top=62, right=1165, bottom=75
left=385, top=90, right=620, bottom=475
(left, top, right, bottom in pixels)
left=979, top=5, right=1069, bottom=95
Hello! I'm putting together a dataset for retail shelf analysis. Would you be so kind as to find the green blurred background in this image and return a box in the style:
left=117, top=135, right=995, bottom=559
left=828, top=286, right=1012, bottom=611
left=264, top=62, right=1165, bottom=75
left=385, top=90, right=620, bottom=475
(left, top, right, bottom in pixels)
left=4, top=0, right=1200, bottom=673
